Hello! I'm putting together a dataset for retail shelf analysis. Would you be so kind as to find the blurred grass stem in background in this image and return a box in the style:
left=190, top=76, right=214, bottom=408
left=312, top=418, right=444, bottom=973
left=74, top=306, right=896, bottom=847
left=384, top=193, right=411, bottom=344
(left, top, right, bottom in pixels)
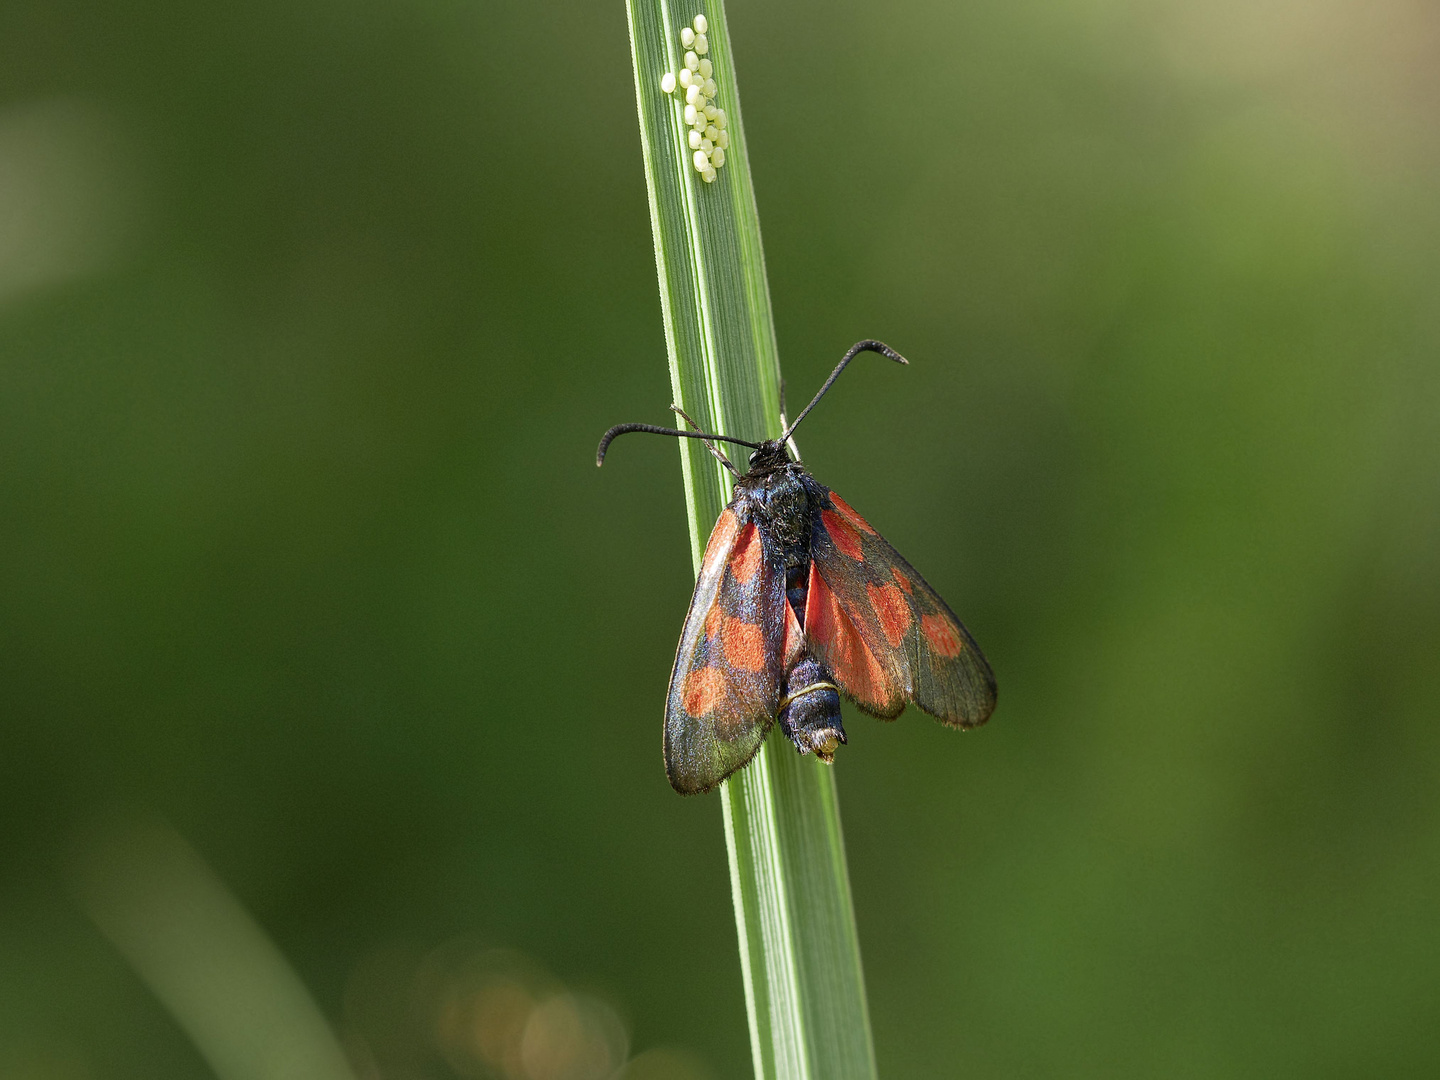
left=70, top=818, right=358, bottom=1080
left=623, top=3, right=877, bottom=1078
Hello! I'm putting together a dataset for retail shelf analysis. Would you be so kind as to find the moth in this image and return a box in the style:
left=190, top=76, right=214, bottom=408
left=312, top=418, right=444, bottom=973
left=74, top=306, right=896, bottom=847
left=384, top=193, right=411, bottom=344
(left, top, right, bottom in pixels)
left=598, top=340, right=997, bottom=794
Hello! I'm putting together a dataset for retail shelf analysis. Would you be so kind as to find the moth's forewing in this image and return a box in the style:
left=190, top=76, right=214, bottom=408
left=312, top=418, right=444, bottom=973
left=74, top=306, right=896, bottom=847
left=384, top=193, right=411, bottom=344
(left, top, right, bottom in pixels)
left=663, top=502, right=788, bottom=794
left=806, top=489, right=997, bottom=728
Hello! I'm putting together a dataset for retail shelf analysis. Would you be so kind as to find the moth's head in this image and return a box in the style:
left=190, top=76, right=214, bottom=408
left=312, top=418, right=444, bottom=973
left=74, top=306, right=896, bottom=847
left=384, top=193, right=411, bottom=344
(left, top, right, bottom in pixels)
left=746, top=439, right=792, bottom=472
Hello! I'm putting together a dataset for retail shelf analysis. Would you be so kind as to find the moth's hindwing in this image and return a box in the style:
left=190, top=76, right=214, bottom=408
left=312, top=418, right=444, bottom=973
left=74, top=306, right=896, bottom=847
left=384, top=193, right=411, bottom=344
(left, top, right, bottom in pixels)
left=664, top=502, right=787, bottom=794
left=805, top=489, right=997, bottom=726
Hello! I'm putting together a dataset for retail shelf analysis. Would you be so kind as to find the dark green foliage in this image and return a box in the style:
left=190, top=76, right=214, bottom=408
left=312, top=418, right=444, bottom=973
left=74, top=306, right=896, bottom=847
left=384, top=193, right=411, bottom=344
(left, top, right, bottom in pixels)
left=1, top=0, right=1439, bottom=1077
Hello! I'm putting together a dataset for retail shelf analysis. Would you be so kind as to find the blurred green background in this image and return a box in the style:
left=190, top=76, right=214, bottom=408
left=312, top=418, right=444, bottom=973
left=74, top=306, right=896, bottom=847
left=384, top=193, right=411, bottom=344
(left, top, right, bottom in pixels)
left=3, top=0, right=1439, bottom=1076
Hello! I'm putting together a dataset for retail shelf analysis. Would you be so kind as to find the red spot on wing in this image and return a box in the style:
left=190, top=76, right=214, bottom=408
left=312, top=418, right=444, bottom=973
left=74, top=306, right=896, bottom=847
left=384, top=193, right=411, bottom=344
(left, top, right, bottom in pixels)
left=703, top=601, right=722, bottom=640
left=921, top=614, right=963, bottom=658
left=805, top=565, right=895, bottom=710
left=781, top=601, right=804, bottom=668
left=700, top=509, right=739, bottom=577
left=821, top=510, right=864, bottom=560
left=682, top=667, right=726, bottom=716
left=721, top=617, right=766, bottom=672
left=891, top=567, right=913, bottom=594
left=829, top=493, right=876, bottom=535
left=731, top=523, right=762, bottom=584
left=867, top=582, right=912, bottom=647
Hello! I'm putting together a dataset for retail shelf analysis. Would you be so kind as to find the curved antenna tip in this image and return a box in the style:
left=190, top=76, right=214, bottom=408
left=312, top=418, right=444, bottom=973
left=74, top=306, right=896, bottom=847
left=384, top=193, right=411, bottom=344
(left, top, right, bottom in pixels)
left=862, top=339, right=909, bottom=365
left=781, top=339, right=911, bottom=441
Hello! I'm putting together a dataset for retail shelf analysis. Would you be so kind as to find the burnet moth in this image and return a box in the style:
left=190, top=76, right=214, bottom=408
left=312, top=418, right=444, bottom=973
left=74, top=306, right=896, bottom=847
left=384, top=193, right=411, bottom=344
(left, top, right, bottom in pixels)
left=598, top=340, right=997, bottom=794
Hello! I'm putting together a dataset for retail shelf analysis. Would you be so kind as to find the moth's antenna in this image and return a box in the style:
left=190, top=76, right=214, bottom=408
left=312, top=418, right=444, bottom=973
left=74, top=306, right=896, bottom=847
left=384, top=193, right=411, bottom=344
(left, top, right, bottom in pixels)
left=596, top=422, right=761, bottom=467
left=668, top=405, right=743, bottom=479
left=777, top=376, right=801, bottom=460
left=781, top=340, right=908, bottom=443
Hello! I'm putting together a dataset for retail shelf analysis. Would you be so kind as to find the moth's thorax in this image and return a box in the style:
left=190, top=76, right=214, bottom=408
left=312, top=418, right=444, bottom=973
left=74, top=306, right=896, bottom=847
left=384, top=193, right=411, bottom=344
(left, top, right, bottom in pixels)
left=731, top=466, right=823, bottom=561
left=737, top=455, right=806, bottom=512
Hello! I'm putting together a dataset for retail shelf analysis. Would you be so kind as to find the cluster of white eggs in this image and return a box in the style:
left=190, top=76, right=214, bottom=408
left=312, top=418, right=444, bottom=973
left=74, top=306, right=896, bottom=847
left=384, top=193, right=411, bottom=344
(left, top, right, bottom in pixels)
left=657, top=14, right=729, bottom=183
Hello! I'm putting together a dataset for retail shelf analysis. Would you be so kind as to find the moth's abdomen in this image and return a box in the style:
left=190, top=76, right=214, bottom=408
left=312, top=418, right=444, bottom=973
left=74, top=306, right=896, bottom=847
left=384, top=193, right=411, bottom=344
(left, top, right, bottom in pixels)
left=785, top=563, right=808, bottom=623
left=777, top=655, right=846, bottom=761
left=775, top=541, right=846, bottom=761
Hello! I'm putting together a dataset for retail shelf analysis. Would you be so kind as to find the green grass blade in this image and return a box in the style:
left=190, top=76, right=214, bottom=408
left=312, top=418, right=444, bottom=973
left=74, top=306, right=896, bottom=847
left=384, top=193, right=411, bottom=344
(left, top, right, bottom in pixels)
left=622, top=3, right=878, bottom=1077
